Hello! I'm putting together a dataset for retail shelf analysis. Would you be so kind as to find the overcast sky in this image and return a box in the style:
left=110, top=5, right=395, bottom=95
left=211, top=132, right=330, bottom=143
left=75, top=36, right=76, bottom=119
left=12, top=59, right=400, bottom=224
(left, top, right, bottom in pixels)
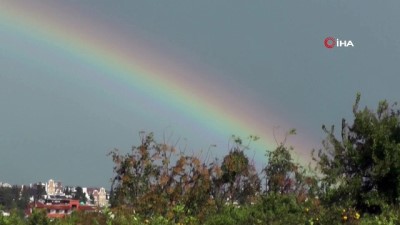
left=1, top=1, right=400, bottom=187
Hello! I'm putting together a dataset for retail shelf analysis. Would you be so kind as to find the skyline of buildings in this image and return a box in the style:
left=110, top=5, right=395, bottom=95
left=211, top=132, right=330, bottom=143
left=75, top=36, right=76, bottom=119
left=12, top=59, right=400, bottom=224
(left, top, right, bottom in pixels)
left=0, top=178, right=110, bottom=218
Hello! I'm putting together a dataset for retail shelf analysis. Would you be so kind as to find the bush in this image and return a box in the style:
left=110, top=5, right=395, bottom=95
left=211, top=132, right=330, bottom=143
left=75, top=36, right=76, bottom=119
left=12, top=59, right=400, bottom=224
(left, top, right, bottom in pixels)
left=204, top=205, right=259, bottom=225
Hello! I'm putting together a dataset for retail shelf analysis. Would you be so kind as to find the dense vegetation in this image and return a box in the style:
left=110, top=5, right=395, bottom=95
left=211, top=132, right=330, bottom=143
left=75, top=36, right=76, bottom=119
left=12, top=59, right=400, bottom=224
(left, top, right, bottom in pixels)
left=2, top=94, right=400, bottom=224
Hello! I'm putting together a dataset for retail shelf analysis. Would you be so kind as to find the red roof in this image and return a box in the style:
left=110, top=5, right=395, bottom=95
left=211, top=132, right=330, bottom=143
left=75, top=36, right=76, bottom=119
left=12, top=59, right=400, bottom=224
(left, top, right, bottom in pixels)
left=26, top=199, right=96, bottom=218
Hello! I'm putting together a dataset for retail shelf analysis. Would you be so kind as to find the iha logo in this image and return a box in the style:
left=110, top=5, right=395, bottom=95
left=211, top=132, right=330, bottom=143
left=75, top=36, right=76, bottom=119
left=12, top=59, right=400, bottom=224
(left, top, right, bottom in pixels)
left=324, top=36, right=354, bottom=49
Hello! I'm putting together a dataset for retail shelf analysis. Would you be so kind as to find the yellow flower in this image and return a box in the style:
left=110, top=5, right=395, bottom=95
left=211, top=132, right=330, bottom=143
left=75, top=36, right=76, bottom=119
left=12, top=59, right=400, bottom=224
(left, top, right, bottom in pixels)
left=305, top=208, right=309, bottom=212
left=342, top=215, right=348, bottom=221
left=145, top=219, right=150, bottom=224
left=342, top=209, right=346, bottom=213
left=354, top=212, right=360, bottom=220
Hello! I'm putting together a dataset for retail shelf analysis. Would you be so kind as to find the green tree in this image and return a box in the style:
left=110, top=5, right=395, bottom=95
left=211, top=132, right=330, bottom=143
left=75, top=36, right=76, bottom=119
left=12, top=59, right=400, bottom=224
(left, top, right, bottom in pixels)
left=108, top=132, right=164, bottom=210
left=0, top=186, right=26, bottom=211
left=314, top=93, right=400, bottom=213
left=264, top=129, right=315, bottom=196
left=89, top=193, right=95, bottom=205
left=64, top=186, right=72, bottom=196
left=219, top=136, right=260, bottom=204
left=109, top=132, right=217, bottom=219
left=16, top=186, right=30, bottom=211
left=108, top=132, right=262, bottom=222
left=264, top=142, right=297, bottom=194
left=74, top=187, right=87, bottom=204
left=34, top=183, right=46, bottom=201
left=0, top=187, right=14, bottom=210
left=27, top=209, right=49, bottom=225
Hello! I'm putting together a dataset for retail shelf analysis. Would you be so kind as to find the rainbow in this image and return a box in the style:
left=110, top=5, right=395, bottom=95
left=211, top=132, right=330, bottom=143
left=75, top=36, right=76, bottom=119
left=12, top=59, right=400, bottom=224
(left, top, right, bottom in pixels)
left=0, top=2, right=312, bottom=164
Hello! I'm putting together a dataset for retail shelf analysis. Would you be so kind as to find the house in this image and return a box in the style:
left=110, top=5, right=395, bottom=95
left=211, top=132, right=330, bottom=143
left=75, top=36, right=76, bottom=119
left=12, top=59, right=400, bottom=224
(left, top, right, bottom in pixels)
left=26, top=197, right=96, bottom=219
left=85, top=187, right=109, bottom=207
left=46, top=179, right=64, bottom=196
left=92, top=187, right=108, bottom=207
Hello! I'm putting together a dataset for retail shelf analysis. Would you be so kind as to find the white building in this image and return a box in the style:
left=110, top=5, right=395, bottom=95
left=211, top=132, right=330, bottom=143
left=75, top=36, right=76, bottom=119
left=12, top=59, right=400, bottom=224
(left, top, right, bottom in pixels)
left=46, top=179, right=64, bottom=196
left=0, top=182, right=12, bottom=188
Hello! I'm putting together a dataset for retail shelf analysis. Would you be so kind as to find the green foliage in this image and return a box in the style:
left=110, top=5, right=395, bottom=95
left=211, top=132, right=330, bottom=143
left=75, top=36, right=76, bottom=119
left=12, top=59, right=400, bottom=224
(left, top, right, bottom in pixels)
left=73, top=186, right=87, bottom=204
left=315, top=94, right=400, bottom=213
left=27, top=209, right=49, bottom=225
left=257, top=193, right=307, bottom=224
left=0, top=210, right=25, bottom=225
left=265, top=144, right=299, bottom=194
left=360, top=207, right=400, bottom=225
left=204, top=205, right=260, bottom=225
left=221, top=150, right=249, bottom=184
left=108, top=133, right=261, bottom=220
left=7, top=94, right=400, bottom=224
left=219, top=137, right=260, bottom=205
left=0, top=186, right=30, bottom=212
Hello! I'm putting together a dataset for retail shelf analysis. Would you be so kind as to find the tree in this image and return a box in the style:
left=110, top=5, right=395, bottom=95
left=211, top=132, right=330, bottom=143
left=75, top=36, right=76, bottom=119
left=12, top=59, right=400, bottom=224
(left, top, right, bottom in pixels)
left=314, top=93, right=400, bottom=213
left=108, top=132, right=165, bottom=210
left=109, top=132, right=218, bottom=218
left=108, top=132, right=262, bottom=221
left=219, top=136, right=260, bottom=204
left=0, top=185, right=32, bottom=212
left=0, top=187, right=14, bottom=210
left=33, top=183, right=46, bottom=201
left=64, top=186, right=72, bottom=196
left=265, top=144, right=300, bottom=195
left=27, top=209, right=49, bottom=225
left=264, top=129, right=316, bottom=200
left=74, top=187, right=87, bottom=204
left=89, top=193, right=95, bottom=205
left=17, top=186, right=30, bottom=211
